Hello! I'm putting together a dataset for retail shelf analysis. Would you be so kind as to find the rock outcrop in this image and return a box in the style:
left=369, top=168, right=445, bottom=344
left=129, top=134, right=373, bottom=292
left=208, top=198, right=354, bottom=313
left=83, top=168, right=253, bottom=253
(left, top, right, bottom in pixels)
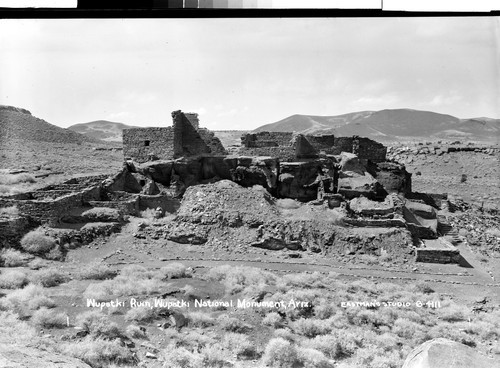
left=0, top=344, right=91, bottom=368
left=402, top=338, right=500, bottom=368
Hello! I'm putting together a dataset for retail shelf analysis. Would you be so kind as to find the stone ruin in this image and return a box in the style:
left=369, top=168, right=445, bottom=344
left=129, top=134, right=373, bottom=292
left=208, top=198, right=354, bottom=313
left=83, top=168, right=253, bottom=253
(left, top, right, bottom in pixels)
left=0, top=110, right=462, bottom=264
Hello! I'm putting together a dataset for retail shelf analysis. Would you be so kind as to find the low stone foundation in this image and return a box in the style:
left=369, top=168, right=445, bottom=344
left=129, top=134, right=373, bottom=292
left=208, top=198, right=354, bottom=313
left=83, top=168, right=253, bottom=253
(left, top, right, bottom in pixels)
left=415, top=239, right=460, bottom=263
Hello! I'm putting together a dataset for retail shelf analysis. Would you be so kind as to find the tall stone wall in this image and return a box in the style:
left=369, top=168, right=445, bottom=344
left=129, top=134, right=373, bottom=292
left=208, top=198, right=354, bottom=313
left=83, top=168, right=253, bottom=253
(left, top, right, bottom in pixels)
left=306, top=135, right=336, bottom=153
left=238, top=147, right=296, bottom=162
left=172, top=111, right=211, bottom=158
left=123, top=127, right=175, bottom=163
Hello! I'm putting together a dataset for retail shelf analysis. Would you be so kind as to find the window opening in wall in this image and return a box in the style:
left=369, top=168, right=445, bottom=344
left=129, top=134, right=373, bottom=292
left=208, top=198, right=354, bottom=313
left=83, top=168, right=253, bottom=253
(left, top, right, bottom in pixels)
left=139, top=180, right=146, bottom=186
left=144, top=140, right=150, bottom=146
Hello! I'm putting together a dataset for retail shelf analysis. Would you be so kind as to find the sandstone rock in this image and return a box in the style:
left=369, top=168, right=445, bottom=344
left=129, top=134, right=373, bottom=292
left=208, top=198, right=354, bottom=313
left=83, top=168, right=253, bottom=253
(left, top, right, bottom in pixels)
left=402, top=338, right=500, bottom=368
left=339, top=152, right=366, bottom=175
left=0, top=344, right=91, bottom=368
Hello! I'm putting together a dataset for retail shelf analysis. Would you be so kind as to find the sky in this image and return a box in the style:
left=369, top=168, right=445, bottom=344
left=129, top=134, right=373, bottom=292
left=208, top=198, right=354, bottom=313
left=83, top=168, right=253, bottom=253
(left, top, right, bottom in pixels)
left=0, top=17, right=498, bottom=130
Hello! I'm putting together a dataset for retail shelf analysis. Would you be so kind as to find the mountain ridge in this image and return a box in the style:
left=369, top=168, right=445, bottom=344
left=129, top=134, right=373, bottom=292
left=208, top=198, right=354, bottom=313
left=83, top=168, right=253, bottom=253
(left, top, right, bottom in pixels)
left=253, top=108, right=499, bottom=142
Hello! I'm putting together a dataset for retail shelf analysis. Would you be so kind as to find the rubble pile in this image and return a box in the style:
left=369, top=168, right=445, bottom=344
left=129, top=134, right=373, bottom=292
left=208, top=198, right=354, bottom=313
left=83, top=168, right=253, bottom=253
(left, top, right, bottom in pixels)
left=161, top=180, right=413, bottom=258
left=449, top=211, right=500, bottom=255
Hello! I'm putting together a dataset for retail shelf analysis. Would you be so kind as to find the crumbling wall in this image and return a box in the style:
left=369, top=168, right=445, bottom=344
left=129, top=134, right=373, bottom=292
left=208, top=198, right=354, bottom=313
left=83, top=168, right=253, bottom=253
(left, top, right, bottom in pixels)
left=305, top=135, right=336, bottom=154
left=172, top=110, right=211, bottom=158
left=241, top=132, right=294, bottom=148
left=358, top=137, right=387, bottom=162
left=197, top=128, right=227, bottom=156
left=123, top=127, right=175, bottom=163
left=239, top=147, right=296, bottom=162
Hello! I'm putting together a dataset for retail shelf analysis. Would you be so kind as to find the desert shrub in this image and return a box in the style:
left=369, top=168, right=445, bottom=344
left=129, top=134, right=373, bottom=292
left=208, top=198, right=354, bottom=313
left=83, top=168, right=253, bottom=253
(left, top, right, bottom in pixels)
left=159, top=262, right=190, bottom=279
left=262, top=312, right=283, bottom=328
left=273, top=328, right=296, bottom=342
left=0, top=311, right=39, bottom=344
left=140, top=208, right=157, bottom=220
left=30, top=267, right=68, bottom=287
left=206, top=265, right=277, bottom=295
left=20, top=229, right=56, bottom=254
left=358, top=254, right=378, bottom=265
left=291, top=318, right=331, bottom=338
left=297, top=347, right=334, bottom=368
left=217, top=315, right=247, bottom=333
left=0, top=173, right=35, bottom=185
left=76, top=310, right=123, bottom=339
left=222, top=333, right=259, bottom=359
left=83, top=272, right=163, bottom=301
left=161, top=344, right=202, bottom=368
left=199, top=343, right=230, bottom=368
left=172, top=330, right=217, bottom=352
left=78, top=261, right=117, bottom=280
left=0, top=205, right=19, bottom=217
left=354, top=345, right=402, bottom=368
left=62, top=337, right=136, bottom=368
left=124, top=306, right=157, bottom=323
left=126, top=324, right=146, bottom=339
left=0, top=269, right=28, bottom=289
left=438, top=303, right=469, bottom=322
left=314, top=298, right=337, bottom=320
left=392, top=318, right=424, bottom=340
left=276, top=272, right=333, bottom=291
left=44, top=246, right=65, bottom=261
left=31, top=307, right=67, bottom=328
left=0, top=284, right=54, bottom=315
left=262, top=337, right=300, bottom=368
left=411, top=281, right=434, bottom=294
left=187, top=311, right=215, bottom=328
left=0, top=248, right=28, bottom=267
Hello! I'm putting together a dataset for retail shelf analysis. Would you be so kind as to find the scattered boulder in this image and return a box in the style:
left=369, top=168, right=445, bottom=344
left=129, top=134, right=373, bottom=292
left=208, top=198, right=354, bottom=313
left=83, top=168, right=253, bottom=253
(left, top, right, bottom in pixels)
left=0, top=344, right=91, bottom=368
left=402, top=338, right=500, bottom=368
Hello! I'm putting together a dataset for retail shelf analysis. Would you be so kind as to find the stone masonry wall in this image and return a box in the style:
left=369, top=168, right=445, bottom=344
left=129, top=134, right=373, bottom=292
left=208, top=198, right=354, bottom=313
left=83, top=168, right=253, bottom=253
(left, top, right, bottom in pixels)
left=198, top=128, right=227, bottom=156
left=123, top=127, right=175, bottom=163
left=241, top=132, right=294, bottom=148
left=238, top=147, right=296, bottom=162
left=358, top=137, right=387, bottom=162
left=172, top=111, right=211, bottom=158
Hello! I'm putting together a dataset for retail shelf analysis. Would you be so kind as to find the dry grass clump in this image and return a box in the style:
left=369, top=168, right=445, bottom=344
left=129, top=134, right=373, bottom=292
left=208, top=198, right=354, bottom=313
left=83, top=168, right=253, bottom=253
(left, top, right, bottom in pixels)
left=0, top=248, right=29, bottom=267
left=77, top=261, right=117, bottom=280
left=0, top=173, right=36, bottom=185
left=297, top=346, right=335, bottom=368
left=30, top=267, right=69, bottom=287
left=206, top=265, right=277, bottom=295
left=290, top=318, right=332, bottom=338
left=82, top=207, right=121, bottom=222
left=20, top=228, right=56, bottom=254
left=262, top=312, right=283, bottom=328
left=161, top=344, right=202, bottom=368
left=76, top=310, right=123, bottom=339
left=0, top=269, right=28, bottom=289
left=31, top=307, right=67, bottom=328
left=62, top=337, right=136, bottom=368
left=0, top=205, right=19, bottom=217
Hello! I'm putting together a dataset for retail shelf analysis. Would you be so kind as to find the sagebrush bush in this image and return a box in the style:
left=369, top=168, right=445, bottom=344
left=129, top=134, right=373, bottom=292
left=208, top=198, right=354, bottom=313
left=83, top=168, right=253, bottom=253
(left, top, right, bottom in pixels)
left=75, top=310, right=123, bottom=339
left=187, top=311, right=215, bottom=328
left=159, top=262, right=190, bottom=279
left=0, top=269, right=28, bottom=289
left=20, top=229, right=56, bottom=254
left=124, top=306, right=157, bottom=323
left=0, top=311, right=39, bottom=344
left=0, top=284, right=54, bottom=315
left=200, top=343, right=230, bottom=368
left=222, top=333, right=259, bottom=359
left=290, top=318, right=331, bottom=338
left=62, top=337, right=136, bottom=368
left=262, top=337, right=300, bottom=368
left=31, top=307, right=67, bottom=328
left=78, top=261, right=117, bottom=280
left=297, top=347, right=335, bottom=368
left=217, top=315, right=247, bottom=333
left=30, top=267, right=68, bottom=287
left=206, top=265, right=277, bottom=295
left=161, top=344, right=202, bottom=368
left=126, top=324, right=146, bottom=339
left=262, top=312, right=283, bottom=328
left=0, top=248, right=28, bottom=267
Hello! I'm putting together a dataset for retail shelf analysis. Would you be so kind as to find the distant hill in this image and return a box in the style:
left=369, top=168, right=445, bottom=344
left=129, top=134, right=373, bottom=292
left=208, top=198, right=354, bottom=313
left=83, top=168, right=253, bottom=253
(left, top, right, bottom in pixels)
left=68, top=120, right=140, bottom=142
left=0, top=105, right=98, bottom=144
left=254, top=109, right=500, bottom=142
